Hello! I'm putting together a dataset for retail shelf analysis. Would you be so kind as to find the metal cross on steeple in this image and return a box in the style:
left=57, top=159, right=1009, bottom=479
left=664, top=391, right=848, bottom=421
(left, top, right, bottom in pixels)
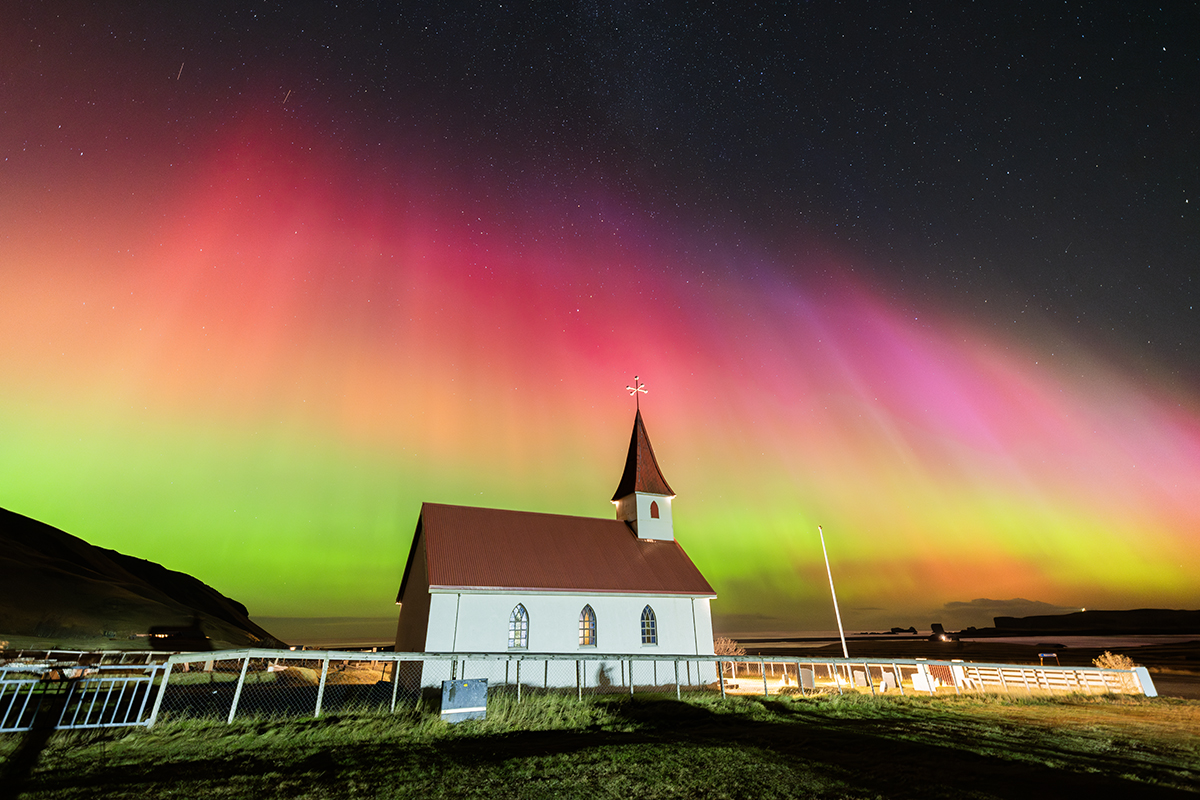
left=626, top=375, right=647, bottom=409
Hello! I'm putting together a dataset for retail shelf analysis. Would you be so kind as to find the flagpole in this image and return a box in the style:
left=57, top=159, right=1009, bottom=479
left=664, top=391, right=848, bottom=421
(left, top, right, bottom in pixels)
left=818, top=525, right=849, bottom=659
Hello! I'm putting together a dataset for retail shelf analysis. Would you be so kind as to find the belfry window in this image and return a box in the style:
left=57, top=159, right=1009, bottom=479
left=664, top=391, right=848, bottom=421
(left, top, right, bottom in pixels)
left=641, top=605, right=657, bottom=645
left=650, top=501, right=660, bottom=519
left=578, top=604, right=597, bottom=647
left=508, top=604, right=529, bottom=649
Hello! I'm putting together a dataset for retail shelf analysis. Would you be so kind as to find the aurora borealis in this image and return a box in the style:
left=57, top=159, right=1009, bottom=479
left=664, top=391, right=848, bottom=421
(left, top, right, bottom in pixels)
left=2, top=3, right=1197, bottom=638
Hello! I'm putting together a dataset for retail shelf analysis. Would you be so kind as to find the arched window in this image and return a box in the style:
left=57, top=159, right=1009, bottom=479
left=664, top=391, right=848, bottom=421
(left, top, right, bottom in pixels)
left=650, top=501, right=660, bottom=519
left=508, top=604, right=529, bottom=649
left=641, top=605, right=658, bottom=645
left=578, top=604, right=596, bottom=647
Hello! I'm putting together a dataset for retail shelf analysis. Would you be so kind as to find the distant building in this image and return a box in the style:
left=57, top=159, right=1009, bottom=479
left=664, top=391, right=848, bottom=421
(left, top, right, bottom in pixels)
left=394, top=409, right=717, bottom=661
left=147, top=617, right=213, bottom=652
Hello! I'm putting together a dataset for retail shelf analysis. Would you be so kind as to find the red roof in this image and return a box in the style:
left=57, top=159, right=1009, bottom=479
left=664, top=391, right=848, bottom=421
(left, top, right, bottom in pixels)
left=398, top=503, right=715, bottom=598
left=611, top=409, right=674, bottom=500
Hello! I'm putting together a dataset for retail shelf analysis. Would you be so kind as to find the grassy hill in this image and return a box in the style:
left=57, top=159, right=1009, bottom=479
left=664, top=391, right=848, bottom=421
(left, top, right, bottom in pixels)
left=0, top=507, right=282, bottom=650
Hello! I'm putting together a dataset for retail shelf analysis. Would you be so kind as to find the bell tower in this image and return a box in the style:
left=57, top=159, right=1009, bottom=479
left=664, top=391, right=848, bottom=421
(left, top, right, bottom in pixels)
left=612, top=377, right=675, bottom=540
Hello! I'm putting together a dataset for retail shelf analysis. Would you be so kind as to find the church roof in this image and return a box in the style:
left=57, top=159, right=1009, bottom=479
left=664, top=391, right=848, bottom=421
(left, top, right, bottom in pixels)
left=611, top=409, right=675, bottom=500
left=398, top=503, right=714, bottom=598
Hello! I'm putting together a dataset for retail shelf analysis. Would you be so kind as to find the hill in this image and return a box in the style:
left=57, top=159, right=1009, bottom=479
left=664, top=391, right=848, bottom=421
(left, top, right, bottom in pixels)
left=993, top=608, right=1200, bottom=634
left=0, top=507, right=282, bottom=649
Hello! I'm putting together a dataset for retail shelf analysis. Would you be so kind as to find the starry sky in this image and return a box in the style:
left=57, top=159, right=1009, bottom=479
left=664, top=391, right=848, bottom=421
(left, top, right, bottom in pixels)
left=2, top=2, right=1198, bottom=640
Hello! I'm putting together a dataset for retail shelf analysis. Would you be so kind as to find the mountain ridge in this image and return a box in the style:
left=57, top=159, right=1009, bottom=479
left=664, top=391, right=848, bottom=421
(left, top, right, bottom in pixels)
left=0, top=507, right=283, bottom=649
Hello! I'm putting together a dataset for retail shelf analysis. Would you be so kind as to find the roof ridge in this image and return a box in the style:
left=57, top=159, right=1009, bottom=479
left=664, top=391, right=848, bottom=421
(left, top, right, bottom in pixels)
left=421, top=501, right=611, bottom=522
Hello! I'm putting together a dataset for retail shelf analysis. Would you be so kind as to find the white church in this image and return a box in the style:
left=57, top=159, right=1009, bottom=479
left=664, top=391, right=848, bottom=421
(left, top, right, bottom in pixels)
left=394, top=403, right=717, bottom=661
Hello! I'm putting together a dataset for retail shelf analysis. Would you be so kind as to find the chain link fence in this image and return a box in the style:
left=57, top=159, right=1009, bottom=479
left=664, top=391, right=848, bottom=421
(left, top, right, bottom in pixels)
left=0, top=648, right=1158, bottom=732
left=144, top=649, right=1157, bottom=726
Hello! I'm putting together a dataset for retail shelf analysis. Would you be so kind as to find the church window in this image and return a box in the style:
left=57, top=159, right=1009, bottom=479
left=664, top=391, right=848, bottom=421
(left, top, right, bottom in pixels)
left=578, top=605, right=596, bottom=647
left=650, top=501, right=660, bottom=519
left=641, top=606, right=657, bottom=645
left=508, top=604, right=529, bottom=649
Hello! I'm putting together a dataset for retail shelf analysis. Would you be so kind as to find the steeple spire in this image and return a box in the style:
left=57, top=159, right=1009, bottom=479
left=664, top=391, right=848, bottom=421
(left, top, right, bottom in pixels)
left=611, top=408, right=674, bottom=500
left=612, top=390, right=676, bottom=540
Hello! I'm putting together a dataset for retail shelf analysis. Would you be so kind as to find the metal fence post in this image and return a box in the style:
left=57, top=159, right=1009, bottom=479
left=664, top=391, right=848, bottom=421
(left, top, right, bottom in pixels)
left=315, top=654, right=331, bottom=717
left=675, top=660, right=681, bottom=700
left=576, top=660, right=582, bottom=702
left=228, top=655, right=251, bottom=724
left=1133, top=667, right=1158, bottom=697
left=629, top=660, right=634, bottom=697
left=516, top=659, right=522, bottom=703
left=761, top=661, right=768, bottom=697
left=717, top=660, right=726, bottom=699
left=146, top=661, right=173, bottom=728
left=390, top=658, right=400, bottom=712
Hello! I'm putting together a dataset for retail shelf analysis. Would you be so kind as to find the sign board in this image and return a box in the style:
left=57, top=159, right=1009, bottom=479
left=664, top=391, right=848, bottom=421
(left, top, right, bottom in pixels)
left=440, top=678, right=487, bottom=723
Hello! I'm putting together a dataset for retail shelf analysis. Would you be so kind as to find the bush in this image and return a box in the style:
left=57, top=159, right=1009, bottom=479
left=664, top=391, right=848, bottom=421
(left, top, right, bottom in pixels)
left=1092, top=651, right=1136, bottom=670
left=713, top=637, right=746, bottom=656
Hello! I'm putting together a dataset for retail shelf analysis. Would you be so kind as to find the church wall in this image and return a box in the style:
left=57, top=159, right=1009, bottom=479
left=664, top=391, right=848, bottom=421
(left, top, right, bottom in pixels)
left=394, top=532, right=433, bottom=653
left=690, top=598, right=716, bottom=655
left=425, top=591, right=714, bottom=656
left=408, top=590, right=717, bottom=689
left=423, top=592, right=462, bottom=651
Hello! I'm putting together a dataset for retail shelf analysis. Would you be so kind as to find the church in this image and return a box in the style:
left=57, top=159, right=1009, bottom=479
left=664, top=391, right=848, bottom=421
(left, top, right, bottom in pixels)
left=394, top=403, right=717, bottom=659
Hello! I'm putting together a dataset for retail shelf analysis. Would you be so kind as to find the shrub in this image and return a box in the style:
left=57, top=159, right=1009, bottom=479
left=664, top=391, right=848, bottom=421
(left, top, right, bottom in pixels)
left=713, top=637, right=746, bottom=656
left=1093, top=651, right=1136, bottom=670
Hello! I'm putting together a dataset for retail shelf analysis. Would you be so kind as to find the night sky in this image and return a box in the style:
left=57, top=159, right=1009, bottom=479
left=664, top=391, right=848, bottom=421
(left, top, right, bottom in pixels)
left=3, top=2, right=1197, bottom=638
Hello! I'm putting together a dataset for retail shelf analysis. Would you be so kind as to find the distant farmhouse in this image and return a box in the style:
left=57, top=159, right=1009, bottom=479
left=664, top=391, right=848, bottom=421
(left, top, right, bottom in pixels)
left=394, top=407, right=717, bottom=660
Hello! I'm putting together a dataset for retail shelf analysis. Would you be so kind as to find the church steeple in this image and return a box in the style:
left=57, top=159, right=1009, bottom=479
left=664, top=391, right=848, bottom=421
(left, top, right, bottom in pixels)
left=612, top=407, right=676, bottom=540
left=612, top=409, right=674, bottom=500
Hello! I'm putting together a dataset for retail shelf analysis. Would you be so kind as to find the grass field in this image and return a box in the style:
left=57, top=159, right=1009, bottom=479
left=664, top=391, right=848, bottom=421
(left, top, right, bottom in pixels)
left=1, top=692, right=1198, bottom=799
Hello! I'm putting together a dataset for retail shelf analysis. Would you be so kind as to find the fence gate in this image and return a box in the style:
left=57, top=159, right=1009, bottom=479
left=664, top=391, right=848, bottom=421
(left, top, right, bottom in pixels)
left=1, top=664, right=163, bottom=733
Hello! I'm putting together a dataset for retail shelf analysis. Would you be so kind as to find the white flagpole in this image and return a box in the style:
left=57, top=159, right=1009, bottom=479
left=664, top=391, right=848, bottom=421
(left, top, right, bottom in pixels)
left=818, top=525, right=849, bottom=659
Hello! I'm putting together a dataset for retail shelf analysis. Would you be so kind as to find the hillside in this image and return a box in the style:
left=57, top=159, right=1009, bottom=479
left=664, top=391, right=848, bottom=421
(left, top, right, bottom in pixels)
left=993, top=608, right=1200, bottom=634
left=0, top=507, right=282, bottom=649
